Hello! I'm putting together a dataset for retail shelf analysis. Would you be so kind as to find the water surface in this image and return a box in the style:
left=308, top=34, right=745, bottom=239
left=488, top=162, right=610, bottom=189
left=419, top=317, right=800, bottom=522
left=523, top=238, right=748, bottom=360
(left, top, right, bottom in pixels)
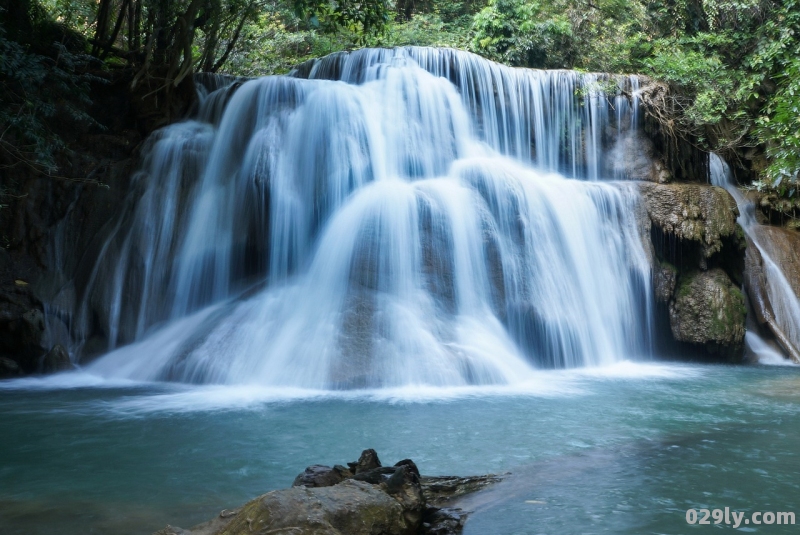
left=1, top=362, right=799, bottom=534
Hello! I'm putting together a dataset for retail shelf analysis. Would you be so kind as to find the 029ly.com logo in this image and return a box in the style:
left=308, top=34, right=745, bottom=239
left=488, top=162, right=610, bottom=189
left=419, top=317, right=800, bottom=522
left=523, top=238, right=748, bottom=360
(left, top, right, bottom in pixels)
left=686, top=507, right=795, bottom=528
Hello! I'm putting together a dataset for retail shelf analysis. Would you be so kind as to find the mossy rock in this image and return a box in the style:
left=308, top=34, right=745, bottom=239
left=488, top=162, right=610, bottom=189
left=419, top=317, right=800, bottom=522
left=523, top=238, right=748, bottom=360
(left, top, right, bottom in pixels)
left=637, top=182, right=739, bottom=258
left=216, top=480, right=415, bottom=535
left=669, top=268, right=746, bottom=358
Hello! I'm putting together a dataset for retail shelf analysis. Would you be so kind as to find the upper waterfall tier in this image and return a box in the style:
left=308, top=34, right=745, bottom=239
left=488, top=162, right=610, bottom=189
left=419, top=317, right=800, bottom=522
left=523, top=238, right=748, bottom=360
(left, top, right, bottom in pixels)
left=78, top=47, right=654, bottom=387
left=291, top=47, right=642, bottom=181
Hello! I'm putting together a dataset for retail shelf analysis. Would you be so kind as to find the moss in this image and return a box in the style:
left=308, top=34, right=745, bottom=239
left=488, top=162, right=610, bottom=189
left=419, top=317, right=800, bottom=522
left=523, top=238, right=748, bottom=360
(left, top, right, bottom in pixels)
left=658, top=258, right=678, bottom=273
left=676, top=271, right=697, bottom=299
left=732, top=286, right=747, bottom=316
left=708, top=280, right=746, bottom=339
left=670, top=268, right=745, bottom=354
left=735, top=224, right=747, bottom=249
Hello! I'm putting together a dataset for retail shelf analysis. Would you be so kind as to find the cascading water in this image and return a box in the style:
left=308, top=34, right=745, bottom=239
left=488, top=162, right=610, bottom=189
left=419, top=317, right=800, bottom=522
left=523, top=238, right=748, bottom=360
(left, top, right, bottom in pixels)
left=710, top=153, right=800, bottom=363
left=77, top=47, right=654, bottom=388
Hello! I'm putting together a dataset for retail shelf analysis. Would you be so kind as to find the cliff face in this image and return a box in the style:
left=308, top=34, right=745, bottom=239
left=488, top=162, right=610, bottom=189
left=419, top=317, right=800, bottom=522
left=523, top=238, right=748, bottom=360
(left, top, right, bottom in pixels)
left=0, top=73, right=144, bottom=376
left=744, top=227, right=800, bottom=362
left=634, top=182, right=747, bottom=361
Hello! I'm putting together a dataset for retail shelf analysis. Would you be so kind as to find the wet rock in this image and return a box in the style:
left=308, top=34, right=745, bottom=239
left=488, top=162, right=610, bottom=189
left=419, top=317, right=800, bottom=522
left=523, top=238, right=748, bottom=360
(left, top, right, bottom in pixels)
left=82, top=334, right=110, bottom=360
left=350, top=448, right=382, bottom=474
left=157, top=450, right=502, bottom=535
left=0, top=356, right=22, bottom=378
left=153, top=526, right=192, bottom=535
left=419, top=474, right=505, bottom=507
left=394, top=459, right=420, bottom=477
left=384, top=463, right=425, bottom=529
left=292, top=465, right=349, bottom=488
left=749, top=226, right=800, bottom=297
left=607, top=130, right=671, bottom=183
left=653, top=261, right=677, bottom=304
left=215, top=480, right=415, bottom=535
left=43, top=344, right=72, bottom=373
left=0, top=285, right=47, bottom=372
left=636, top=182, right=739, bottom=259
left=755, top=191, right=800, bottom=226
left=422, top=507, right=468, bottom=535
left=743, top=229, right=800, bottom=362
left=669, top=268, right=746, bottom=358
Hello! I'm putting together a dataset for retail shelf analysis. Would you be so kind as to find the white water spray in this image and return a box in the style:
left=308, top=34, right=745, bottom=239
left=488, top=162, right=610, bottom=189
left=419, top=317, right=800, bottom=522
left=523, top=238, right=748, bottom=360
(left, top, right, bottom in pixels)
left=710, top=153, right=800, bottom=363
left=80, top=47, right=653, bottom=387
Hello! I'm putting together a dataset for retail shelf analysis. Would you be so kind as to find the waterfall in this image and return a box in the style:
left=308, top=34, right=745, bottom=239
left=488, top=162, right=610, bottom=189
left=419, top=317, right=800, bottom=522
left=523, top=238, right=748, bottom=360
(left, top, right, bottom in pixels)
left=78, top=47, right=654, bottom=387
left=710, top=153, right=800, bottom=363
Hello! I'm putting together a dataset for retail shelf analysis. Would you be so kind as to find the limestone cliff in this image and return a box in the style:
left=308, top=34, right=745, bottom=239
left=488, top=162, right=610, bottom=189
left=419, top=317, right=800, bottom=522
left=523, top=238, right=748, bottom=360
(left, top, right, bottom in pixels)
left=635, top=182, right=746, bottom=360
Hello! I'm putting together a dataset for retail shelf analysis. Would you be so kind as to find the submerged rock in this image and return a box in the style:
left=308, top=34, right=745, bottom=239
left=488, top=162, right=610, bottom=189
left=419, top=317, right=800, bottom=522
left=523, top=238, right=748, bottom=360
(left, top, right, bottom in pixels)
left=419, top=474, right=505, bottom=506
left=154, top=450, right=501, bottom=535
left=669, top=268, right=746, bottom=358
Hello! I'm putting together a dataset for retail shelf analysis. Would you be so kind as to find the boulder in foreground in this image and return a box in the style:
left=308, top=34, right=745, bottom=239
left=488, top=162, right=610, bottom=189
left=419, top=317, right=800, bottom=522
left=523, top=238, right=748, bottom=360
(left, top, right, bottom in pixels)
left=153, top=449, right=502, bottom=535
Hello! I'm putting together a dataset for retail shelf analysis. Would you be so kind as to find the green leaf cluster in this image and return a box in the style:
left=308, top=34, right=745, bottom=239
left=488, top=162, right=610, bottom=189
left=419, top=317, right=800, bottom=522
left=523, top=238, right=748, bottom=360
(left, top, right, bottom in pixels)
left=0, top=9, right=102, bottom=175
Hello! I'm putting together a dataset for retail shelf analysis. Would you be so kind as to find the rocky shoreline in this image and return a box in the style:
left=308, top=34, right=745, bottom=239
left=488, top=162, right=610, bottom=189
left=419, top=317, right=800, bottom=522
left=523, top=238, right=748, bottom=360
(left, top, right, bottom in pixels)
left=153, top=450, right=502, bottom=535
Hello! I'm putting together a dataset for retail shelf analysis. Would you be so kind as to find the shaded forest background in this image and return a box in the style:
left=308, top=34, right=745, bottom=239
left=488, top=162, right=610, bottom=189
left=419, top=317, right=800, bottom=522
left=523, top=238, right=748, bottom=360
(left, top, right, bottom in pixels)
left=0, top=0, right=799, bottom=201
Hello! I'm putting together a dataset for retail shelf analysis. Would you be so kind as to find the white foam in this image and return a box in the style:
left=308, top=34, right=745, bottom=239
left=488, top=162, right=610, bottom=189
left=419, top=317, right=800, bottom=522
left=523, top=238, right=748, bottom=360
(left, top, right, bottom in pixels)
left=746, top=332, right=798, bottom=366
left=0, top=371, right=145, bottom=391
left=16, top=361, right=703, bottom=415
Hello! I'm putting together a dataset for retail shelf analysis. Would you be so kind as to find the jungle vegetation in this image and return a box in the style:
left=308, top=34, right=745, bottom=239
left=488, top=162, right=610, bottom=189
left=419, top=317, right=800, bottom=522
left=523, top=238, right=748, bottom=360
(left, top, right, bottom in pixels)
left=0, top=0, right=798, bottom=194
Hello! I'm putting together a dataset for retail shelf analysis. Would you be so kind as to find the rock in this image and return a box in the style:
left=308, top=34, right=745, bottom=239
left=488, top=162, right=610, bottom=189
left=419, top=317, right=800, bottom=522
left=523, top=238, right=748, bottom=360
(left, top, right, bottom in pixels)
left=0, top=356, right=22, bottom=378
left=384, top=464, right=425, bottom=530
left=750, top=226, right=800, bottom=297
left=350, top=448, right=382, bottom=474
left=422, top=507, right=468, bottom=535
left=653, top=261, right=677, bottom=304
left=636, top=182, right=739, bottom=259
left=81, top=334, right=110, bottom=360
left=394, top=459, right=420, bottom=478
left=43, top=344, right=72, bottom=373
left=0, top=285, right=47, bottom=373
left=292, top=465, right=348, bottom=488
left=419, top=475, right=505, bottom=507
left=755, top=191, right=800, bottom=226
left=153, top=526, right=192, bottom=535
left=669, top=268, right=746, bottom=358
left=607, top=130, right=671, bottom=183
left=291, top=453, right=424, bottom=530
left=743, top=229, right=800, bottom=362
left=214, top=479, right=416, bottom=535
left=156, top=451, right=502, bottom=535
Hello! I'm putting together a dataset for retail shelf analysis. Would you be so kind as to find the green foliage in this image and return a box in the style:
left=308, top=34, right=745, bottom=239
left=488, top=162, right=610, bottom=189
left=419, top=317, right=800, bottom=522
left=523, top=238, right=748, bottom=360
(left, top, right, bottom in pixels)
left=757, top=57, right=800, bottom=192
left=7, top=0, right=800, bottom=196
left=293, top=0, right=390, bottom=38
left=0, top=22, right=102, bottom=174
left=218, top=0, right=474, bottom=76
left=39, top=0, right=96, bottom=36
left=367, top=11, right=472, bottom=49
left=470, top=0, right=574, bottom=67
